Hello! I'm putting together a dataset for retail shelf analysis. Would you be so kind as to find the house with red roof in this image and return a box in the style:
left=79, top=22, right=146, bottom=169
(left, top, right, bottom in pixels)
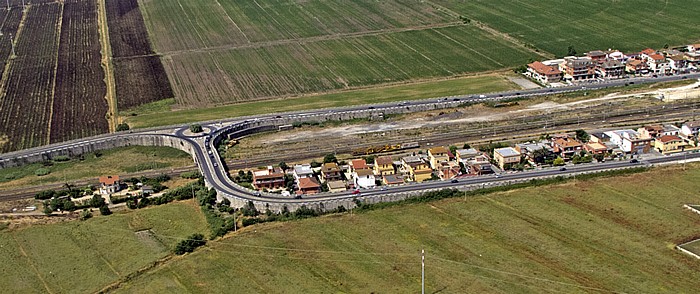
left=527, top=61, right=562, bottom=84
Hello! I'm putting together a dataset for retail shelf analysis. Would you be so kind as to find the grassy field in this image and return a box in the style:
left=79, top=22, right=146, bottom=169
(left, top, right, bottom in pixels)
left=0, top=146, right=192, bottom=190
left=0, top=201, right=208, bottom=293
left=433, top=0, right=700, bottom=56
left=123, top=74, right=518, bottom=128
left=116, top=165, right=700, bottom=293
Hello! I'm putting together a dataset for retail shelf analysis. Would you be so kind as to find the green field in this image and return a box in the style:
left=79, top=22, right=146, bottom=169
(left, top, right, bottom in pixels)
left=141, top=0, right=454, bottom=52
left=115, top=166, right=700, bottom=293
left=163, top=25, right=537, bottom=107
left=0, top=202, right=207, bottom=293
left=433, top=0, right=700, bottom=56
left=124, top=74, right=518, bottom=128
left=0, top=146, right=192, bottom=190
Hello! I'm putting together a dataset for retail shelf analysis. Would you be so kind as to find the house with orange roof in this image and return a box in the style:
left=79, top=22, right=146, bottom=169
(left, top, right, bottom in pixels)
left=654, top=135, right=688, bottom=154
left=527, top=61, right=562, bottom=84
left=550, top=137, right=584, bottom=159
left=99, top=175, right=122, bottom=195
left=297, top=177, right=321, bottom=195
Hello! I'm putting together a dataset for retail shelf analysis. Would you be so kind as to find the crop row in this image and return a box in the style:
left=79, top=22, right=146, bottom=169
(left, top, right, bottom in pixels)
left=0, top=4, right=61, bottom=152
left=167, top=25, right=537, bottom=107
left=141, top=0, right=455, bottom=52
left=50, top=0, right=109, bottom=143
left=0, top=8, right=23, bottom=77
left=433, top=0, right=700, bottom=56
left=113, top=56, right=173, bottom=110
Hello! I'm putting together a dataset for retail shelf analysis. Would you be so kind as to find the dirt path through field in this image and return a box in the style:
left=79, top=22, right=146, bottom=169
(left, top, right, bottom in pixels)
left=97, top=0, right=118, bottom=131
left=11, top=233, right=54, bottom=293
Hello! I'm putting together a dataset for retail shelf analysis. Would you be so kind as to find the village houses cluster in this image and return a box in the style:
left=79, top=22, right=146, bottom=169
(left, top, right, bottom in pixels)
left=526, top=44, right=700, bottom=86
left=247, top=120, right=700, bottom=196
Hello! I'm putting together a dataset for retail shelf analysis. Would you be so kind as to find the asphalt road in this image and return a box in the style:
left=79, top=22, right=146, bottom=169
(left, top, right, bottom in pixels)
left=2, top=72, right=700, bottom=207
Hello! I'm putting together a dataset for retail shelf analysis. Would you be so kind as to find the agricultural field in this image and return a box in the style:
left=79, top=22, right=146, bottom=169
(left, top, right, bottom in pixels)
left=165, top=25, right=537, bottom=107
left=433, top=0, right=700, bottom=56
left=115, top=165, right=700, bottom=293
left=105, top=0, right=174, bottom=110
left=140, top=0, right=455, bottom=52
left=0, top=0, right=114, bottom=153
left=51, top=0, right=109, bottom=143
left=0, top=202, right=208, bottom=293
left=0, top=146, right=192, bottom=190
left=0, top=4, right=62, bottom=153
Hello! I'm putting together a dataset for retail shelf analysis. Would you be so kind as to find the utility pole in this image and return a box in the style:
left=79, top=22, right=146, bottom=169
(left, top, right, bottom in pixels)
left=421, top=249, right=425, bottom=294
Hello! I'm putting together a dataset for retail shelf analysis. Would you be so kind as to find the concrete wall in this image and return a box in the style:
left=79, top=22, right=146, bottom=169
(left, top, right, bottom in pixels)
left=0, top=135, right=197, bottom=169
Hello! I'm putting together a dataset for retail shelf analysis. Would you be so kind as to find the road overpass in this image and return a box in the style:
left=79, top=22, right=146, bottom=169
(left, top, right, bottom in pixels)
left=1, top=73, right=699, bottom=211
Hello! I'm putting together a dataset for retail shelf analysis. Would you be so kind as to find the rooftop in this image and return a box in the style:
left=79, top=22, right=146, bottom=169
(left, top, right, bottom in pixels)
left=350, top=159, right=368, bottom=169
left=298, top=177, right=320, bottom=189
left=494, top=147, right=520, bottom=157
left=658, top=135, right=683, bottom=143
left=429, top=146, right=450, bottom=155
left=355, top=169, right=374, bottom=177
left=383, top=174, right=405, bottom=184
left=294, top=164, right=313, bottom=175
left=528, top=61, right=561, bottom=75
left=375, top=156, right=393, bottom=166
left=99, top=175, right=119, bottom=185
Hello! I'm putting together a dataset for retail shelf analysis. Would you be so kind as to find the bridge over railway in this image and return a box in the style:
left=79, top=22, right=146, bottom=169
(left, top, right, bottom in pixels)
left=1, top=73, right=699, bottom=211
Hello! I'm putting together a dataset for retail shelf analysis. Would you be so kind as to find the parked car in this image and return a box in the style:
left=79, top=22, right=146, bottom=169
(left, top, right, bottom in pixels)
left=559, top=167, right=567, bottom=171
left=352, top=189, right=361, bottom=195
left=450, top=179, right=459, bottom=183
left=630, top=159, right=639, bottom=163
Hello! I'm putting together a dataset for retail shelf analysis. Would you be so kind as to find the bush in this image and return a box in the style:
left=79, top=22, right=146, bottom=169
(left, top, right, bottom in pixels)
left=53, top=155, right=70, bottom=162
left=174, top=233, right=207, bottom=255
left=80, top=209, right=92, bottom=220
left=99, top=205, right=112, bottom=216
left=35, top=190, right=56, bottom=200
left=189, top=124, right=203, bottom=133
left=116, top=123, right=130, bottom=131
left=180, top=171, right=201, bottom=179
left=35, top=168, right=51, bottom=177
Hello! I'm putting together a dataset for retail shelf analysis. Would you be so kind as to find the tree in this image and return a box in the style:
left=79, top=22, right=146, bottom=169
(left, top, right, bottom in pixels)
left=116, top=123, right=130, bottom=132
left=462, top=143, right=471, bottom=149
left=567, top=45, right=577, bottom=57
left=310, top=160, right=322, bottom=168
left=43, top=202, right=53, bottom=215
left=323, top=153, right=337, bottom=164
left=575, top=129, right=590, bottom=143
left=278, top=161, right=289, bottom=172
left=90, top=195, right=106, bottom=208
left=80, top=209, right=92, bottom=220
left=553, top=157, right=565, bottom=166
left=189, top=124, right=203, bottom=133
left=174, top=233, right=206, bottom=255
left=449, top=145, right=458, bottom=155
left=99, top=205, right=112, bottom=216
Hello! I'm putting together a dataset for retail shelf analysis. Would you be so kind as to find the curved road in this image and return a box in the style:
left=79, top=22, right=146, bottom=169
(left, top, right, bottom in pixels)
left=2, top=73, right=700, bottom=209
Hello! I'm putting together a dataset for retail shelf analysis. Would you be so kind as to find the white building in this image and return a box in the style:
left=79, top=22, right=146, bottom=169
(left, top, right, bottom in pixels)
left=353, top=168, right=376, bottom=189
left=293, top=164, right=314, bottom=181
left=681, top=121, right=700, bottom=137
left=603, top=130, right=652, bottom=153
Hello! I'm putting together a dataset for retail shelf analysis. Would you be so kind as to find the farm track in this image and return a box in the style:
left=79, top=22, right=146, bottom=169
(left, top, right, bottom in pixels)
left=96, top=0, right=118, bottom=131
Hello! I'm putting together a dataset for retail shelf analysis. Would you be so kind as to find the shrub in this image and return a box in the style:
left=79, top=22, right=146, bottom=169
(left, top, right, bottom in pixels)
left=174, top=233, right=207, bottom=255
left=80, top=209, right=92, bottom=220
left=53, top=155, right=70, bottom=162
left=116, top=123, right=130, bottom=131
left=99, top=205, right=112, bottom=216
left=35, top=190, right=56, bottom=200
left=35, top=168, right=50, bottom=177
left=180, top=171, right=201, bottom=179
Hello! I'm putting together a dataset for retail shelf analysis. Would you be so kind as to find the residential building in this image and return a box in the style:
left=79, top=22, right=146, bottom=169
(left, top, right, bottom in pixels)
left=353, top=168, right=376, bottom=189
left=373, top=156, right=395, bottom=176
left=625, top=59, right=649, bottom=74
left=606, top=50, right=626, bottom=61
left=527, top=61, right=562, bottom=84
left=402, top=156, right=433, bottom=182
left=646, top=53, right=669, bottom=73
left=383, top=174, right=405, bottom=186
left=669, top=55, right=689, bottom=73
left=293, top=164, right=314, bottom=181
left=654, top=135, right=688, bottom=154
left=639, top=124, right=681, bottom=138
left=663, top=124, right=682, bottom=136
left=320, top=162, right=343, bottom=182
left=349, top=159, right=368, bottom=171
left=563, top=56, right=595, bottom=80
left=252, top=166, right=285, bottom=189
left=685, top=51, right=700, bottom=67
left=467, top=155, right=493, bottom=175
left=596, top=59, right=625, bottom=78
left=681, top=121, right=700, bottom=137
left=438, top=161, right=461, bottom=180
left=493, top=147, right=521, bottom=170
left=584, top=142, right=609, bottom=154
left=297, top=177, right=321, bottom=195
left=515, top=142, right=554, bottom=165
left=141, top=185, right=154, bottom=195
left=550, top=137, right=584, bottom=159
left=428, top=146, right=452, bottom=170
left=327, top=180, right=347, bottom=193
left=99, top=175, right=121, bottom=195
left=455, top=148, right=481, bottom=164
left=604, top=130, right=653, bottom=154
left=585, top=50, right=607, bottom=62
left=687, top=44, right=700, bottom=53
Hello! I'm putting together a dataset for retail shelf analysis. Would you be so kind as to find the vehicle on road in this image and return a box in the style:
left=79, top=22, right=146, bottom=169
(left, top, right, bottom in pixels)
left=559, top=167, right=567, bottom=171
left=352, top=189, right=361, bottom=195
left=451, top=179, right=459, bottom=183
left=630, top=159, right=639, bottom=163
